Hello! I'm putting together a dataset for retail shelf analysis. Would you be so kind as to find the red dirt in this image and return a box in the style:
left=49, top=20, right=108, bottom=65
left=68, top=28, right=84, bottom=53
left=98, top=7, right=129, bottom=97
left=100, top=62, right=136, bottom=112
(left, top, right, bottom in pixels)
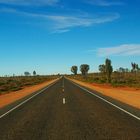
left=69, top=78, right=140, bottom=109
left=91, top=83, right=140, bottom=91
left=0, top=79, right=58, bottom=109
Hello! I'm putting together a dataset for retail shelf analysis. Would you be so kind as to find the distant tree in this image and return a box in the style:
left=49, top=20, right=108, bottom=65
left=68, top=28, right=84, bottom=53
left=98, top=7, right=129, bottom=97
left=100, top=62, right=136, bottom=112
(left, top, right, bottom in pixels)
left=136, top=64, right=139, bottom=71
left=99, top=64, right=106, bottom=73
left=105, top=58, right=113, bottom=83
left=117, top=67, right=130, bottom=73
left=118, top=67, right=125, bottom=73
left=131, top=63, right=139, bottom=72
left=80, top=64, right=90, bottom=76
left=131, top=63, right=135, bottom=72
left=71, top=66, right=78, bottom=75
left=131, top=62, right=139, bottom=79
left=99, top=64, right=106, bottom=80
left=117, top=67, right=128, bottom=79
left=125, top=68, right=129, bottom=73
left=24, top=72, right=31, bottom=76
left=33, top=71, right=36, bottom=76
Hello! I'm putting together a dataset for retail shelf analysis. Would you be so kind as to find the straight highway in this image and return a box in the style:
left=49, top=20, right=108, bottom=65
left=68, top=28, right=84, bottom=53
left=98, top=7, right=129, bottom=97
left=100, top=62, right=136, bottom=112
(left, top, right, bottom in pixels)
left=0, top=77, right=140, bottom=140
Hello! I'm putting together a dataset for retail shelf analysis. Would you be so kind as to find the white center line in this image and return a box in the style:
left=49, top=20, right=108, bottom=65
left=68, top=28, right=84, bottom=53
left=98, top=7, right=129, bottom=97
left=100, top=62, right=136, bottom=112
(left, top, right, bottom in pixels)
left=63, top=98, right=66, bottom=104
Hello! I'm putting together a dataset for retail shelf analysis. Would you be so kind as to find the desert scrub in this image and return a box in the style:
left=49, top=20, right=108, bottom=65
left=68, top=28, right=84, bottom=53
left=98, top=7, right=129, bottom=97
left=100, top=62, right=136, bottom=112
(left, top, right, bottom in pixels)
left=0, top=75, right=59, bottom=95
left=68, top=73, right=140, bottom=88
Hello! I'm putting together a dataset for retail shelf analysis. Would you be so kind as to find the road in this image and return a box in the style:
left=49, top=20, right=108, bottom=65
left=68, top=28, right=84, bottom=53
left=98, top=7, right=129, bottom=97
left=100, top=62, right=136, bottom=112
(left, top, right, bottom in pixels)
left=0, top=77, right=140, bottom=140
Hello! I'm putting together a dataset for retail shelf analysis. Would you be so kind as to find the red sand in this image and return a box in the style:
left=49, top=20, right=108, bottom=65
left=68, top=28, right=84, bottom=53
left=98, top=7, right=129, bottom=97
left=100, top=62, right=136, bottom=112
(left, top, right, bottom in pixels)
left=69, top=78, right=140, bottom=109
left=0, top=79, right=58, bottom=109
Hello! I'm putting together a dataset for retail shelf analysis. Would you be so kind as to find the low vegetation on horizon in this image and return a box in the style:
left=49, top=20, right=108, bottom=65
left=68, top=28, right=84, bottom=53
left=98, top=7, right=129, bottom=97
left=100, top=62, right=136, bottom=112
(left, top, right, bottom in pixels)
left=69, top=59, right=140, bottom=88
left=0, top=72, right=59, bottom=95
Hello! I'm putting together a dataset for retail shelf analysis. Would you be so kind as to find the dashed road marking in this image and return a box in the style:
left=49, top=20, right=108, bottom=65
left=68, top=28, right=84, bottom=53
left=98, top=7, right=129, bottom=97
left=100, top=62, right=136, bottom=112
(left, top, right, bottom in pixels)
left=63, top=98, right=66, bottom=104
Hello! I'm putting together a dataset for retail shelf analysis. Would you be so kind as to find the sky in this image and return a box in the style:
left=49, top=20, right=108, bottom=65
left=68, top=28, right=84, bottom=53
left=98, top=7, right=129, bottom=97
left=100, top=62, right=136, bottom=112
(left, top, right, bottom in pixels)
left=0, top=0, right=140, bottom=75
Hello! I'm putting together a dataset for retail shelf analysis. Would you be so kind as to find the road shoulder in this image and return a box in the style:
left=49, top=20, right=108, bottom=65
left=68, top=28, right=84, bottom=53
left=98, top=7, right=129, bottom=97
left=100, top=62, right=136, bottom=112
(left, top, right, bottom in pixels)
left=66, top=77, right=140, bottom=118
left=0, top=78, right=59, bottom=109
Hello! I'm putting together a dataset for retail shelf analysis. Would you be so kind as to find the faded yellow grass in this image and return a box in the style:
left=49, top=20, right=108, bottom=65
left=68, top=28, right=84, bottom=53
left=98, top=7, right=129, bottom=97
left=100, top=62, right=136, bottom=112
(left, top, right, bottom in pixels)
left=68, top=78, right=140, bottom=109
left=0, top=79, right=58, bottom=109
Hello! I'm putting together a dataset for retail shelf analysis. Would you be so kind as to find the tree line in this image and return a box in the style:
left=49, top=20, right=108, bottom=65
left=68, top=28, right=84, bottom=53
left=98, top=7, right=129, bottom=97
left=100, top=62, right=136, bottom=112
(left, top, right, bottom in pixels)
left=71, top=58, right=139, bottom=83
left=24, top=71, right=37, bottom=76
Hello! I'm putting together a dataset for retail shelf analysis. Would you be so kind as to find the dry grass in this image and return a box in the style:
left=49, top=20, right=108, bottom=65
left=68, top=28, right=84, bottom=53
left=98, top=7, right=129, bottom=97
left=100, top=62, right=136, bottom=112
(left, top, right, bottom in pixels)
left=68, top=72, right=140, bottom=88
left=0, top=75, right=59, bottom=95
left=0, top=78, right=59, bottom=108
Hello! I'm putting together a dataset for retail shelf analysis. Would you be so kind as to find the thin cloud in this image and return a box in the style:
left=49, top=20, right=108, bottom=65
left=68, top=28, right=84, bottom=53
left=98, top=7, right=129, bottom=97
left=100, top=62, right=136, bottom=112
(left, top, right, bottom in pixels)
left=97, top=44, right=140, bottom=57
left=48, top=13, right=119, bottom=31
left=52, top=29, right=70, bottom=33
left=87, top=0, right=123, bottom=6
left=0, top=7, right=120, bottom=32
left=0, top=0, right=59, bottom=6
left=0, top=0, right=121, bottom=33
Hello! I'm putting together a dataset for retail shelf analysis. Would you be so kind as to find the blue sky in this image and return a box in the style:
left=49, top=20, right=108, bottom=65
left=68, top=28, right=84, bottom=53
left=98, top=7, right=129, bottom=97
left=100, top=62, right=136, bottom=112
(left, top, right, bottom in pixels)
left=0, top=0, right=140, bottom=75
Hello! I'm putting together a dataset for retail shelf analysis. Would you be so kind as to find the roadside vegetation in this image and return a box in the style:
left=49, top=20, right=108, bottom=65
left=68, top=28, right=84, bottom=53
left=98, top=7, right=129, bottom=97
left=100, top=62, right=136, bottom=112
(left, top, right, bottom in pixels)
left=0, top=73, right=59, bottom=95
left=69, top=59, right=140, bottom=88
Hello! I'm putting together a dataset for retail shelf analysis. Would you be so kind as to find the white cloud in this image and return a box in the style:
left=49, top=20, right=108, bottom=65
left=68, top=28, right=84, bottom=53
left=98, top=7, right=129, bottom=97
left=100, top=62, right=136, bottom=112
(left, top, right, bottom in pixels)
left=98, top=44, right=140, bottom=57
left=52, top=29, right=70, bottom=33
left=0, top=0, right=59, bottom=6
left=49, top=13, right=119, bottom=31
left=25, top=12, right=119, bottom=32
left=0, top=7, right=120, bottom=32
left=87, top=0, right=123, bottom=6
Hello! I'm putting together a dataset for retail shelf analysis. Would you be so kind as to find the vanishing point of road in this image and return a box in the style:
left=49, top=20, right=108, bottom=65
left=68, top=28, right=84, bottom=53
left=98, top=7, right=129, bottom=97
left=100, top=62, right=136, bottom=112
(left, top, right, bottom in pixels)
left=0, top=77, right=140, bottom=140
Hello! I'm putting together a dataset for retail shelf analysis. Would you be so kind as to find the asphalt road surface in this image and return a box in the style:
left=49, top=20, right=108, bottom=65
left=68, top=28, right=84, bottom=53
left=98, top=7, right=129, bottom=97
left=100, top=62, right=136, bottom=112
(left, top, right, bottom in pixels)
left=0, top=77, right=140, bottom=140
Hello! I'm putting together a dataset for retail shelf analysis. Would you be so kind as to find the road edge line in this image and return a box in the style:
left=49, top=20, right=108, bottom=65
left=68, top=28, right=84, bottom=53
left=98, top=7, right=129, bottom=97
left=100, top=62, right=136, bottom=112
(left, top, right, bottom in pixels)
left=67, top=78, right=140, bottom=121
left=0, top=79, right=60, bottom=119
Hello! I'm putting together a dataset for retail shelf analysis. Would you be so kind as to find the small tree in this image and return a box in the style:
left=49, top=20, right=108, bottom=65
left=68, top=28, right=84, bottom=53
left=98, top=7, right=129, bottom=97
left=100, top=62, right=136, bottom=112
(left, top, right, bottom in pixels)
left=71, top=66, right=78, bottom=75
left=105, top=59, right=113, bottom=83
left=24, top=72, right=31, bottom=76
left=99, top=64, right=106, bottom=79
left=131, top=63, right=136, bottom=72
left=33, top=71, right=36, bottom=76
left=119, top=67, right=125, bottom=73
left=80, top=64, right=90, bottom=76
left=99, top=64, right=106, bottom=73
left=135, top=64, right=139, bottom=71
left=131, top=62, right=139, bottom=79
